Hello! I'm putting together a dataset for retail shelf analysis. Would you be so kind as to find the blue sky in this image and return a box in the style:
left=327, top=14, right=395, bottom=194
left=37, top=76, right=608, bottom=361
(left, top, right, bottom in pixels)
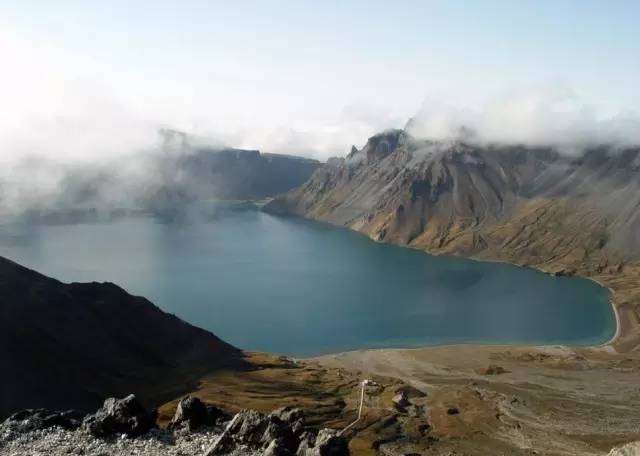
left=0, top=1, right=638, bottom=159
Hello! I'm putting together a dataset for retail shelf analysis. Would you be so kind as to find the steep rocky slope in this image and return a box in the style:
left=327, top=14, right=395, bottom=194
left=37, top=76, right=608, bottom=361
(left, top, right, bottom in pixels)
left=0, top=256, right=246, bottom=419
left=266, top=130, right=640, bottom=351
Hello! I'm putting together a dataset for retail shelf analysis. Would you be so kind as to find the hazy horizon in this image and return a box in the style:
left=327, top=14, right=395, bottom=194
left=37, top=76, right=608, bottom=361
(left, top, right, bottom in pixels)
left=1, top=1, right=639, bottom=164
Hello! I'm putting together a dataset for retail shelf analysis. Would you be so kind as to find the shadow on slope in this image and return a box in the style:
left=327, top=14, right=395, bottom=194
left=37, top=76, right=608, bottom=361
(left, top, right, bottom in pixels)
left=0, top=255, right=249, bottom=418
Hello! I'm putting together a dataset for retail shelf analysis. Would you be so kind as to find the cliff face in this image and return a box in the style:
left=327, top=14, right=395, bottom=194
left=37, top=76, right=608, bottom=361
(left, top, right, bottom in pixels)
left=143, top=147, right=321, bottom=215
left=266, top=130, right=640, bottom=351
left=0, top=256, right=245, bottom=418
left=174, top=148, right=321, bottom=200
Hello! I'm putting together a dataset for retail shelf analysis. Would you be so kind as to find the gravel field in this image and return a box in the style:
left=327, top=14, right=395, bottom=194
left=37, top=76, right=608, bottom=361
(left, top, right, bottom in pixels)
left=0, top=425, right=254, bottom=456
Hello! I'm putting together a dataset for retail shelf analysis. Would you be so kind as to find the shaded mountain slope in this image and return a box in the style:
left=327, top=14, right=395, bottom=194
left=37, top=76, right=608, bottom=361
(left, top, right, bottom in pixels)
left=0, top=256, right=245, bottom=418
left=266, top=130, right=640, bottom=351
left=170, top=147, right=321, bottom=200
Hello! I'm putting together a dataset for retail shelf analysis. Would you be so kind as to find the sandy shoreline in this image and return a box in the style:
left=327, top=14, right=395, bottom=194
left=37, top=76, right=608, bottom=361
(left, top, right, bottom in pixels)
left=587, top=277, right=621, bottom=347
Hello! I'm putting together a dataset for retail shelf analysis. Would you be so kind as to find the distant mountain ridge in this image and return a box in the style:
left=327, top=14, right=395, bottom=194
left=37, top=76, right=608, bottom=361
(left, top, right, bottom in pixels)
left=0, top=129, right=321, bottom=221
left=265, top=129, right=640, bottom=352
left=0, top=256, right=245, bottom=419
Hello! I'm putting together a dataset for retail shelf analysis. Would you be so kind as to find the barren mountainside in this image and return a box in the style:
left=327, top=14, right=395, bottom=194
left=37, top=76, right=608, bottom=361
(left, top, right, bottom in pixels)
left=266, top=130, right=640, bottom=351
left=0, top=256, right=245, bottom=419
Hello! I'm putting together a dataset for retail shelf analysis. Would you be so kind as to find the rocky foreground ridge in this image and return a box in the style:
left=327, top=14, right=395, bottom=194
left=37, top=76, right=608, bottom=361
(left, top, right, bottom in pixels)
left=265, top=130, right=640, bottom=351
left=0, top=394, right=348, bottom=456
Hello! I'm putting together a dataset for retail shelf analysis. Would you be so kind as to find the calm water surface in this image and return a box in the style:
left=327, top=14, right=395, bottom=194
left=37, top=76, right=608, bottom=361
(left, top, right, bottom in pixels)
left=0, top=207, right=615, bottom=356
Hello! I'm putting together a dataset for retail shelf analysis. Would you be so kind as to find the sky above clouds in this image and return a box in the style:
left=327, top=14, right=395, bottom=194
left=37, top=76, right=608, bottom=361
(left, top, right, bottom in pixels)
left=0, top=0, right=639, bottom=161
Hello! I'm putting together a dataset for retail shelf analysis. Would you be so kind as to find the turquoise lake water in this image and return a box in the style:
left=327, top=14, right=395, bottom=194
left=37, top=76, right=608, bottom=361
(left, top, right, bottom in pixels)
left=0, top=206, right=615, bottom=356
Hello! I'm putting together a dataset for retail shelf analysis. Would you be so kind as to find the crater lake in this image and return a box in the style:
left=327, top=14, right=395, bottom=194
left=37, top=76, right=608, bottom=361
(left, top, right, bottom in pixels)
left=0, top=205, right=615, bottom=356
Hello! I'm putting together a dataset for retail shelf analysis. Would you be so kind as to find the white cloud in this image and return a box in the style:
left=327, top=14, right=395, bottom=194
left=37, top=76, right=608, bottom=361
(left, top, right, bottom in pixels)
left=0, top=27, right=160, bottom=164
left=0, top=25, right=401, bottom=165
left=407, top=85, right=640, bottom=148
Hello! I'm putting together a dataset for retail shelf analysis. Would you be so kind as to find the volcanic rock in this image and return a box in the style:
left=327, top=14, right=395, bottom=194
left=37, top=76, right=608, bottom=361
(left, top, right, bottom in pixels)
left=1, top=408, right=84, bottom=433
left=82, top=394, right=157, bottom=438
left=169, top=396, right=227, bottom=431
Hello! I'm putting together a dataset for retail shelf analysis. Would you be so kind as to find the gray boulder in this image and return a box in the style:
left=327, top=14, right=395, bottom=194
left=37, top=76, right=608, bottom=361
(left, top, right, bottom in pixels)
left=169, top=396, right=227, bottom=431
left=394, top=385, right=427, bottom=400
left=1, top=409, right=84, bottom=433
left=263, top=437, right=295, bottom=456
left=296, top=430, right=318, bottom=455
left=82, top=394, right=157, bottom=438
left=227, top=409, right=269, bottom=445
left=392, top=391, right=411, bottom=409
left=204, top=407, right=348, bottom=456
left=297, top=428, right=349, bottom=456
left=207, top=408, right=302, bottom=455
left=270, top=406, right=305, bottom=435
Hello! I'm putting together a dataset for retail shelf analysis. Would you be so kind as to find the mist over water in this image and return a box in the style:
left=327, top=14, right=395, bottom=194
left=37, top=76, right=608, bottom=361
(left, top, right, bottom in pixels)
left=0, top=206, right=615, bottom=356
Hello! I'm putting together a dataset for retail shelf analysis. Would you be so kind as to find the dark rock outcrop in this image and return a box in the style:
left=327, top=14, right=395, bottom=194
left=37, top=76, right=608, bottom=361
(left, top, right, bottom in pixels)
left=169, top=396, right=228, bottom=431
left=0, top=256, right=246, bottom=419
left=270, top=406, right=305, bottom=436
left=394, top=385, right=427, bottom=400
left=82, top=394, right=157, bottom=438
left=297, top=428, right=349, bottom=456
left=209, top=409, right=297, bottom=454
left=1, top=408, right=84, bottom=433
left=205, top=408, right=348, bottom=456
left=476, top=364, right=509, bottom=375
left=392, top=391, right=411, bottom=409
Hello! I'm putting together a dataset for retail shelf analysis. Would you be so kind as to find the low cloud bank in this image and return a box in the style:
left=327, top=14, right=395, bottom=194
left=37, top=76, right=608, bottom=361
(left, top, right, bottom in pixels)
left=1, top=26, right=639, bottom=218
left=405, top=86, right=640, bottom=151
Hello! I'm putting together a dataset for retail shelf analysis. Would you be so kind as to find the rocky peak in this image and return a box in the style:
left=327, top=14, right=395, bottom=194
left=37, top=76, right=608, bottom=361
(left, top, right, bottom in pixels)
left=356, top=129, right=405, bottom=165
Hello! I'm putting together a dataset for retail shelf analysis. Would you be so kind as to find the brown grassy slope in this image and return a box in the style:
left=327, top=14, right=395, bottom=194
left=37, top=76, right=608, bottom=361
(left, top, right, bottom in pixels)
left=158, top=352, right=406, bottom=456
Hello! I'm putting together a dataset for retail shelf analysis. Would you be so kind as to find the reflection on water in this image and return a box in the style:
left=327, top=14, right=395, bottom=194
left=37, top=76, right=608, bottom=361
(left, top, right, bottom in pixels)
left=0, top=206, right=616, bottom=356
